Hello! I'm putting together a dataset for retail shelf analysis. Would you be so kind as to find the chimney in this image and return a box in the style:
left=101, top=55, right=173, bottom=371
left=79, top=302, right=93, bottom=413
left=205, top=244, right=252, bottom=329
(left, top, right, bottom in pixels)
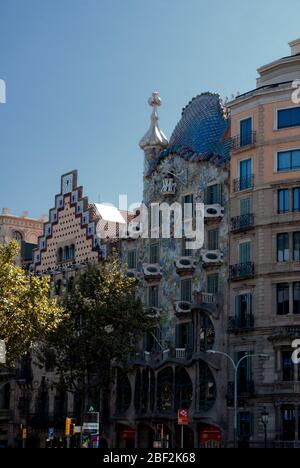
left=289, top=38, right=300, bottom=56
left=22, top=210, right=29, bottom=218
left=1, top=208, right=9, bottom=215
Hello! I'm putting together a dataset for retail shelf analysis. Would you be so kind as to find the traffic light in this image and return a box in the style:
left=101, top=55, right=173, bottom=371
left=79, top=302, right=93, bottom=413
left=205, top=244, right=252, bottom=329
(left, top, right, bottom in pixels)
left=65, top=417, right=71, bottom=436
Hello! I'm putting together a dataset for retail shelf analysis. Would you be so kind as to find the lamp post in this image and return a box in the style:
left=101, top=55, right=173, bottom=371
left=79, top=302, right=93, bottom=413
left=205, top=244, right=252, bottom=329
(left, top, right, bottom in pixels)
left=207, top=350, right=269, bottom=448
left=261, top=407, right=269, bottom=449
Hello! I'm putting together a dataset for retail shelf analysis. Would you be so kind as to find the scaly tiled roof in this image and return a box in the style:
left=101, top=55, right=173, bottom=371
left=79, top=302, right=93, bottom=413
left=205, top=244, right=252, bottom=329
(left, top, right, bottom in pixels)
left=150, top=93, right=230, bottom=174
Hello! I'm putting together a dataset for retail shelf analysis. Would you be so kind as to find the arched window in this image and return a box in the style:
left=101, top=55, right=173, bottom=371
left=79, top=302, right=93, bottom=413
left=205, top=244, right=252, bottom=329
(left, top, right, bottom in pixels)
left=199, top=314, right=215, bottom=351
left=12, top=231, right=22, bottom=242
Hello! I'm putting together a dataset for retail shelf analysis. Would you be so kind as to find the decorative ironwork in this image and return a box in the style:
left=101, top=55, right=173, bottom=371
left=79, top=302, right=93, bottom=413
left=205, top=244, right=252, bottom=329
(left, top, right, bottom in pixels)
left=229, top=262, right=255, bottom=280
left=228, top=314, right=254, bottom=331
left=232, top=131, right=256, bottom=151
left=233, top=175, right=254, bottom=192
left=231, top=214, right=254, bottom=232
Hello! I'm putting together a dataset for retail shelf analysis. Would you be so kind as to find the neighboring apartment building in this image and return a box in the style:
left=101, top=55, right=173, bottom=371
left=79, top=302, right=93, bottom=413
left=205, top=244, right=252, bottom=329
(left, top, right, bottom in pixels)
left=111, top=91, right=231, bottom=448
left=227, top=39, right=300, bottom=448
left=0, top=208, right=44, bottom=268
left=2, top=170, right=128, bottom=448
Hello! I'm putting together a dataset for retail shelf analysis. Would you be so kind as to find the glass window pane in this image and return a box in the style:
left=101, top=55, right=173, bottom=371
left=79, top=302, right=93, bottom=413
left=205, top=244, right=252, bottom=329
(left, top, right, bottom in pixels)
left=293, top=233, right=300, bottom=261
left=293, top=188, right=300, bottom=212
left=207, top=274, right=218, bottom=294
left=208, top=229, right=219, bottom=250
left=292, top=150, right=300, bottom=169
left=278, top=107, right=300, bottom=129
left=277, top=233, right=289, bottom=262
left=278, top=189, right=290, bottom=213
left=181, top=279, right=192, bottom=302
left=282, top=351, right=294, bottom=381
left=150, top=243, right=159, bottom=264
left=293, top=283, right=300, bottom=315
left=277, top=283, right=290, bottom=315
left=278, top=152, right=291, bottom=171
left=127, top=250, right=137, bottom=269
left=240, top=118, right=252, bottom=147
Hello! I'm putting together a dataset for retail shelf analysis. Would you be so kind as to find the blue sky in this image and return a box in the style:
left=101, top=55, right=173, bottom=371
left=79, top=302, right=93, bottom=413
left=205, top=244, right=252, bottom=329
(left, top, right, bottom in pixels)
left=1, top=0, right=300, bottom=217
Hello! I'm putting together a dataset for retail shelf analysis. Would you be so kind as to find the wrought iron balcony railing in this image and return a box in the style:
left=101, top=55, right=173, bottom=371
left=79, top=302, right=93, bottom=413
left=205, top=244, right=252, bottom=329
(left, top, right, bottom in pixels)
left=228, top=314, right=254, bottom=331
left=231, top=214, right=254, bottom=233
left=232, top=131, right=256, bottom=151
left=233, top=175, right=254, bottom=192
left=229, top=262, right=255, bottom=281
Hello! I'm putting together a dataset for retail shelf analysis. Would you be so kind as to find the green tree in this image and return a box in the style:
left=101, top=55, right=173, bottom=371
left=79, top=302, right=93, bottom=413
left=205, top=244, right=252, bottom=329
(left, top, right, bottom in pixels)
left=0, top=241, right=64, bottom=366
left=39, top=256, right=149, bottom=421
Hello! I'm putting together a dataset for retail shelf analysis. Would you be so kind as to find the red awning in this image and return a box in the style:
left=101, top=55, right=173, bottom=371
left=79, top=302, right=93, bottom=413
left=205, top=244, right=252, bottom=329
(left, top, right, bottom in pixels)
left=199, top=426, right=222, bottom=443
left=119, top=428, right=135, bottom=440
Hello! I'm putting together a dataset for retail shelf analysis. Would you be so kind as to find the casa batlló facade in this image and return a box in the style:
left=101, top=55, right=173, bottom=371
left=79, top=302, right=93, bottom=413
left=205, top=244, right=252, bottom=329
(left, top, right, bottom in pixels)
left=111, top=91, right=231, bottom=448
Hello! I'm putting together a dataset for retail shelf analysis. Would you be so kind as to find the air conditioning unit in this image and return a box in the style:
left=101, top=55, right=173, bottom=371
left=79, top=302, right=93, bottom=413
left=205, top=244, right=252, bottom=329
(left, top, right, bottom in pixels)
left=143, top=264, right=162, bottom=278
left=175, top=257, right=197, bottom=272
left=146, top=307, right=161, bottom=319
left=174, top=301, right=192, bottom=315
left=201, top=249, right=224, bottom=264
left=204, top=204, right=224, bottom=219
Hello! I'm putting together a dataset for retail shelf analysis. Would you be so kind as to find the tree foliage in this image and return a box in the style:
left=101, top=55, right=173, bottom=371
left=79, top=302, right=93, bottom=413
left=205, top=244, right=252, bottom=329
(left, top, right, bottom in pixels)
left=39, top=256, right=150, bottom=408
left=0, top=241, right=64, bottom=366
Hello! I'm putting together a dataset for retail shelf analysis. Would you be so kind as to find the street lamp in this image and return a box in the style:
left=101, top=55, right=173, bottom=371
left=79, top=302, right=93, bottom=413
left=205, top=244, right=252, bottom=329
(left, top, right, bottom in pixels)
left=261, top=407, right=269, bottom=449
left=207, top=350, right=270, bottom=448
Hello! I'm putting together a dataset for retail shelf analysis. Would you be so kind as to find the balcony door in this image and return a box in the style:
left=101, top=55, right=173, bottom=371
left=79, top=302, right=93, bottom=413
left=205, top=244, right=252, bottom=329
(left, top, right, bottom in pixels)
left=239, top=241, right=251, bottom=264
left=240, top=118, right=252, bottom=147
left=239, top=159, right=252, bottom=190
left=236, top=351, right=252, bottom=393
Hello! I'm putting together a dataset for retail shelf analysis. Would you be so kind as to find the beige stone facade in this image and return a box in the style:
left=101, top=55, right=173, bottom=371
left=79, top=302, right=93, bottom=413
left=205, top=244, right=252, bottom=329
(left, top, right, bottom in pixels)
left=228, top=39, right=300, bottom=447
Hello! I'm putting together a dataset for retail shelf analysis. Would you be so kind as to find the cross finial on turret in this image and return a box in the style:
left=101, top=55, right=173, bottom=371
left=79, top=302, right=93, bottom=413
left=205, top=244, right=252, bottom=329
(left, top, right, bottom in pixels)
left=139, top=91, right=168, bottom=150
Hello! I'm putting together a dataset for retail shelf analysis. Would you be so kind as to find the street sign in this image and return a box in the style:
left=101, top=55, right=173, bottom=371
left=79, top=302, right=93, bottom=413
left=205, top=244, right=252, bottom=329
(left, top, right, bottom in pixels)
left=178, top=409, right=189, bottom=425
left=83, top=411, right=100, bottom=434
left=82, top=422, right=99, bottom=432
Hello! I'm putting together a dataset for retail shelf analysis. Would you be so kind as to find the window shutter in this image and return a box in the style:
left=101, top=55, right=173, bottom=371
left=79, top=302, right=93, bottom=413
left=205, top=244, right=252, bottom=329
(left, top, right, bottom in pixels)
left=240, top=198, right=251, bottom=215
left=240, top=242, right=251, bottom=263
